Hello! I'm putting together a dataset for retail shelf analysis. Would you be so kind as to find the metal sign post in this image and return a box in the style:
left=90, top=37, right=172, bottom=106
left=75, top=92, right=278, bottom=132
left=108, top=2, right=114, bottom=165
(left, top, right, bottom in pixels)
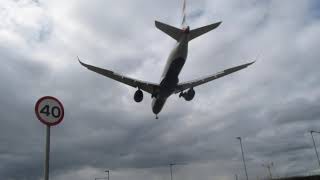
left=44, top=125, right=50, bottom=180
left=35, top=96, right=64, bottom=180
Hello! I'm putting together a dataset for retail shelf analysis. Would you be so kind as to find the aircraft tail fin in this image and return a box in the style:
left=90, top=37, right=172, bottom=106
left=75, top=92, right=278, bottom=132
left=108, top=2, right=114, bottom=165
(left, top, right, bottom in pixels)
left=189, top=22, right=222, bottom=41
left=155, top=21, right=183, bottom=41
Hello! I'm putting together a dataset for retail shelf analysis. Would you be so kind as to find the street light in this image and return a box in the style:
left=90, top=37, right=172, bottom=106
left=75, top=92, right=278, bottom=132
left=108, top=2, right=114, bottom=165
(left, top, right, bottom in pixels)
left=237, top=137, right=248, bottom=180
left=95, top=170, right=110, bottom=180
left=170, top=163, right=175, bottom=180
left=310, top=130, right=320, bottom=168
left=105, top=170, right=110, bottom=180
left=169, top=163, right=186, bottom=180
left=262, top=162, right=274, bottom=179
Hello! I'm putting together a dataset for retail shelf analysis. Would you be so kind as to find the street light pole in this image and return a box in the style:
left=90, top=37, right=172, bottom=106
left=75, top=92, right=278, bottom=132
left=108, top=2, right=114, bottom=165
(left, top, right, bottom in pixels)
left=237, top=137, right=248, bottom=180
left=262, top=162, right=273, bottom=179
left=169, top=163, right=186, bottom=180
left=170, top=164, right=175, bottom=180
left=267, top=166, right=272, bottom=179
left=310, top=131, right=320, bottom=168
left=105, top=170, right=110, bottom=180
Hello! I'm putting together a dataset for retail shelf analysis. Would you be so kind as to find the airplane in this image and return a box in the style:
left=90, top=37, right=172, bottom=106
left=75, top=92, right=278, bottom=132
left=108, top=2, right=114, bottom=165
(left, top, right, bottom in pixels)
left=78, top=1, right=254, bottom=119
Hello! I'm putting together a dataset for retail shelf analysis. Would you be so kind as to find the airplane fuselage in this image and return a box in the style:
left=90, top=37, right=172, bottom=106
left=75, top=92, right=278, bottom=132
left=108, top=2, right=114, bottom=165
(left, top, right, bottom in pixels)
left=152, top=34, right=189, bottom=114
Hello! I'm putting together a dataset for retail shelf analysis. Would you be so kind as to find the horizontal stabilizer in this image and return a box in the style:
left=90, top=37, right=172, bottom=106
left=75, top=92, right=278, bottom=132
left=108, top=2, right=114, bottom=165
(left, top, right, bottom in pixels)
left=189, top=22, right=222, bottom=41
left=155, top=21, right=183, bottom=41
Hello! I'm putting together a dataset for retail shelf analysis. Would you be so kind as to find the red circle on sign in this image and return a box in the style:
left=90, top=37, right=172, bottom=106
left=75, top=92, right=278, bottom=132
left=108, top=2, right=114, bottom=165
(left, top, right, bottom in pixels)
left=35, top=96, right=64, bottom=126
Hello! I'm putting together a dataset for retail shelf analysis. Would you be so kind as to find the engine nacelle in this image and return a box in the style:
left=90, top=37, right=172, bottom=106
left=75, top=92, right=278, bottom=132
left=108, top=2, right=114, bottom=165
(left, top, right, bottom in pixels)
left=134, top=89, right=143, bottom=102
left=180, top=88, right=195, bottom=101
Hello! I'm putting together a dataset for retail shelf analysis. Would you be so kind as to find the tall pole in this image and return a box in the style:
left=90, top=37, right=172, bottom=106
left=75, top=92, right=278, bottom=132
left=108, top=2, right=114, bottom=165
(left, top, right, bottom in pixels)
left=267, top=166, right=272, bottom=179
left=237, top=137, right=248, bottom=180
left=170, top=164, right=174, bottom=180
left=44, top=125, right=50, bottom=180
left=310, top=131, right=320, bottom=168
left=105, top=170, right=110, bottom=180
left=262, top=163, right=273, bottom=179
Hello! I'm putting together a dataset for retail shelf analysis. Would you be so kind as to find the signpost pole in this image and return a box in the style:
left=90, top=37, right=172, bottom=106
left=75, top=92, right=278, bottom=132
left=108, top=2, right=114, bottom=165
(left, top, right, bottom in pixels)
left=35, top=96, right=64, bottom=180
left=44, top=125, right=50, bottom=180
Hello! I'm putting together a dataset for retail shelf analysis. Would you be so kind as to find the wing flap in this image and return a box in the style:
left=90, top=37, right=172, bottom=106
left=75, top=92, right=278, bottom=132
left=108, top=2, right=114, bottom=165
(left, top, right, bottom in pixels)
left=78, top=58, right=159, bottom=94
left=175, top=61, right=255, bottom=93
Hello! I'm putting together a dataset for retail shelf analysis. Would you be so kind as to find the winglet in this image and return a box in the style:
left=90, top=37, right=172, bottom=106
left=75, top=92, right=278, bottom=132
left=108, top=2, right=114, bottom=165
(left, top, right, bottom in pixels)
left=241, top=61, right=255, bottom=69
left=77, top=56, right=82, bottom=63
left=77, top=56, right=87, bottom=67
left=247, top=61, right=255, bottom=66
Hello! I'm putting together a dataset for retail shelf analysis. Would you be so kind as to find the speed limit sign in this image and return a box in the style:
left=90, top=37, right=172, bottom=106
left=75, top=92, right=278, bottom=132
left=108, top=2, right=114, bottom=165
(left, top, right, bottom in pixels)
left=35, top=96, right=64, bottom=126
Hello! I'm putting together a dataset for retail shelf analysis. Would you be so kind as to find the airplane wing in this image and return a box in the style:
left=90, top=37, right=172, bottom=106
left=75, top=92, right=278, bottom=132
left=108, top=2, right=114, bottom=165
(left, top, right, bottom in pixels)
left=174, top=61, right=255, bottom=93
left=78, top=58, right=160, bottom=95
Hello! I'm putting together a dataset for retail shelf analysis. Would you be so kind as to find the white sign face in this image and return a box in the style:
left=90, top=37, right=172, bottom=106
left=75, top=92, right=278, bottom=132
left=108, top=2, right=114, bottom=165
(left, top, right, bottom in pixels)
left=35, top=96, right=64, bottom=126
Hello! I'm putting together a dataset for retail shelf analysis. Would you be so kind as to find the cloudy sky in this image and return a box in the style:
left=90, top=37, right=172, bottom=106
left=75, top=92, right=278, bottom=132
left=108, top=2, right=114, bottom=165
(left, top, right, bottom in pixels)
left=1, top=0, right=320, bottom=179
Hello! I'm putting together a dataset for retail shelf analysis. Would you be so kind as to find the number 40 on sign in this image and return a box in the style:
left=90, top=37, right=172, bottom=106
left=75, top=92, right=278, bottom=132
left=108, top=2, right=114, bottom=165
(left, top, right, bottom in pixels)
left=35, top=96, right=64, bottom=126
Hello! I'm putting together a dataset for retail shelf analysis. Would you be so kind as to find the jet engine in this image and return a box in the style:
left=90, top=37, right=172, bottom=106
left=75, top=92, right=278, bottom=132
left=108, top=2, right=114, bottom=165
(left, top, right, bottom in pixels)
left=134, top=89, right=143, bottom=102
left=180, top=88, right=195, bottom=101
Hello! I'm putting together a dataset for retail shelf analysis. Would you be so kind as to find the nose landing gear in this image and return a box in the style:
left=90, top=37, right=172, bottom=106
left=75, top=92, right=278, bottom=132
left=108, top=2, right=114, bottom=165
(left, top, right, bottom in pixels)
left=155, top=114, right=159, bottom=119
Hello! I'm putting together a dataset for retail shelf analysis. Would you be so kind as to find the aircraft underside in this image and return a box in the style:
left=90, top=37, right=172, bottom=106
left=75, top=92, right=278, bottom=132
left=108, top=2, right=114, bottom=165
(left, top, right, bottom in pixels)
left=78, top=18, right=255, bottom=119
left=152, top=56, right=187, bottom=117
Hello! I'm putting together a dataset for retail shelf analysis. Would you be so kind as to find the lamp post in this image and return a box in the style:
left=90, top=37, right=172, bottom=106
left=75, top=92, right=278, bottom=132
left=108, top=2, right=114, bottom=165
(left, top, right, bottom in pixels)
left=262, top=162, right=274, bottom=179
left=94, top=170, right=109, bottom=180
left=169, top=163, right=187, bottom=180
left=170, top=163, right=175, bottom=180
left=105, top=170, right=110, bottom=180
left=310, top=131, right=320, bottom=168
left=237, top=137, right=248, bottom=180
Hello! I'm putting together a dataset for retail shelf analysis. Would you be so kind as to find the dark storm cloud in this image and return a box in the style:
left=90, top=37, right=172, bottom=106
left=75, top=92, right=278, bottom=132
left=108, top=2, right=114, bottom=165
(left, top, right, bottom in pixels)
left=1, top=0, right=320, bottom=180
left=0, top=50, right=51, bottom=179
left=271, top=97, right=320, bottom=124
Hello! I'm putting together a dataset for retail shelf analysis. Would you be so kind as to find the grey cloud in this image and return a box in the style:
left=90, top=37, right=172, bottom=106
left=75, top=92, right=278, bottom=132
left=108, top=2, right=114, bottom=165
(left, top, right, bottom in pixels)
left=1, top=0, right=320, bottom=180
left=271, top=98, right=320, bottom=124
